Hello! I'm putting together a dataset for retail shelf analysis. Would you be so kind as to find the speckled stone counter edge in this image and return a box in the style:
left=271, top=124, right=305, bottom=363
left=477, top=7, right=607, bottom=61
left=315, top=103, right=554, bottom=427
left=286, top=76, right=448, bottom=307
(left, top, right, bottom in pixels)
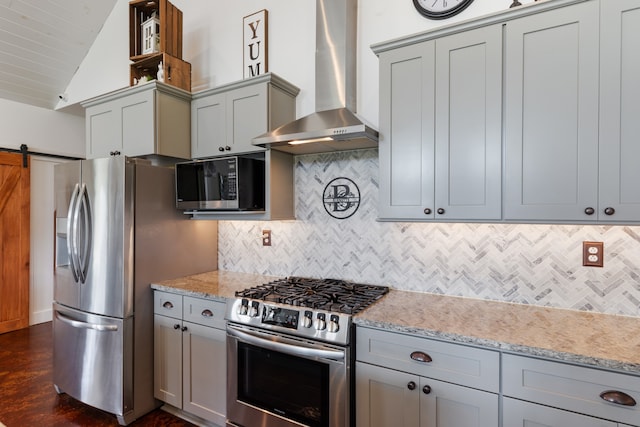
left=151, top=270, right=640, bottom=375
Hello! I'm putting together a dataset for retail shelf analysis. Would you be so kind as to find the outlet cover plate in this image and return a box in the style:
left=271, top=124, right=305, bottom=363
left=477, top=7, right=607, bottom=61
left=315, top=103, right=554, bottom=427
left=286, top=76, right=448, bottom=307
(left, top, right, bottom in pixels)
left=583, top=241, right=603, bottom=267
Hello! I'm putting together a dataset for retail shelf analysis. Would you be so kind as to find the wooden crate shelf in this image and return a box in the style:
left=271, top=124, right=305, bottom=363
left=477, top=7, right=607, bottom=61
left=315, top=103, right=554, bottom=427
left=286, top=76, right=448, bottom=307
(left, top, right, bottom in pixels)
left=130, top=52, right=191, bottom=92
left=129, top=0, right=183, bottom=61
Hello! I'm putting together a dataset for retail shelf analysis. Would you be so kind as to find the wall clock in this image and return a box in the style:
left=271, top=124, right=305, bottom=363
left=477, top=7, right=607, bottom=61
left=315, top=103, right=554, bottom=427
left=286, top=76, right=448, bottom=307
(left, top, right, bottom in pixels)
left=412, top=0, right=475, bottom=20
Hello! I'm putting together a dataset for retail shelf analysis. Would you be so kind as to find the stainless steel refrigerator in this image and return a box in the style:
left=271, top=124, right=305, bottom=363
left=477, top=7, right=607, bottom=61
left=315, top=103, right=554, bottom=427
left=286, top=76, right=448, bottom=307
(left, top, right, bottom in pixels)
left=52, top=156, right=217, bottom=425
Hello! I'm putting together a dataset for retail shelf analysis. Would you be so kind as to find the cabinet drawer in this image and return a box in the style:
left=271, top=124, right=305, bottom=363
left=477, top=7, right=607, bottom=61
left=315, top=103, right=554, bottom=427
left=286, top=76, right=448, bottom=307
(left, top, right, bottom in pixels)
left=154, top=291, right=183, bottom=319
left=183, top=296, right=226, bottom=329
left=356, top=327, right=499, bottom=392
left=503, top=354, right=640, bottom=425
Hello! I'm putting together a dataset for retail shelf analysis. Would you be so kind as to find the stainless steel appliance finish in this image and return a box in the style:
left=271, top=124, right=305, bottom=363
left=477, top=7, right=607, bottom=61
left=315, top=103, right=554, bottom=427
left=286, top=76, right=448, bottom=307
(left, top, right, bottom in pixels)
left=53, top=156, right=218, bottom=425
left=226, top=277, right=388, bottom=427
left=252, top=0, right=378, bottom=154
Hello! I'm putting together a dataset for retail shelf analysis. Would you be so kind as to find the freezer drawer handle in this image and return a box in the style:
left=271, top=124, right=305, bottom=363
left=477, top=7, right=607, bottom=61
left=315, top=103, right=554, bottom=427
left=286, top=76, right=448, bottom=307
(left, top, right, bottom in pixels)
left=55, top=312, right=118, bottom=332
left=599, top=390, right=636, bottom=406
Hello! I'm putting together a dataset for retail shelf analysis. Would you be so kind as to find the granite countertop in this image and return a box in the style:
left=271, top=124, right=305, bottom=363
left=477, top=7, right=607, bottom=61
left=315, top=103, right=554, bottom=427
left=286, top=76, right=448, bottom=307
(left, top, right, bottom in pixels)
left=151, top=270, right=640, bottom=375
left=355, top=290, right=640, bottom=374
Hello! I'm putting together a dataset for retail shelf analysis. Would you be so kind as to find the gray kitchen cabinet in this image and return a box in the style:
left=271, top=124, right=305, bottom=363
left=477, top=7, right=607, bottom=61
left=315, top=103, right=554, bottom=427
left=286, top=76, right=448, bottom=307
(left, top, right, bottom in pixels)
left=153, top=291, right=226, bottom=426
left=83, top=82, right=191, bottom=160
left=503, top=1, right=599, bottom=221
left=355, top=327, right=499, bottom=427
left=503, top=397, right=616, bottom=427
left=377, top=24, right=502, bottom=221
left=598, top=0, right=640, bottom=222
left=503, top=354, right=640, bottom=427
left=191, top=73, right=299, bottom=158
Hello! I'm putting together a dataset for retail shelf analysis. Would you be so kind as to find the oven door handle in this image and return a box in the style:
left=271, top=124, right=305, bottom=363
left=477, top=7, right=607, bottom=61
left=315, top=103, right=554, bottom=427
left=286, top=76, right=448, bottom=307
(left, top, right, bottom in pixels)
left=227, top=325, right=345, bottom=361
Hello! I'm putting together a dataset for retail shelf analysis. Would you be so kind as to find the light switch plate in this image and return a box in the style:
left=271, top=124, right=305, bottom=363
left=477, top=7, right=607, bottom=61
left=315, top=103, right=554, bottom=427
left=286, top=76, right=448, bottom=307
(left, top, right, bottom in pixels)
left=582, top=241, right=603, bottom=267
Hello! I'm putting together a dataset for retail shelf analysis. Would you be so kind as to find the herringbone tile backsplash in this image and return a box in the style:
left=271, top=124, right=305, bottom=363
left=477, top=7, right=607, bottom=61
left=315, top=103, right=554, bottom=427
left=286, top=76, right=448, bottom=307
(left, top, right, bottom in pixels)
left=219, top=149, right=640, bottom=317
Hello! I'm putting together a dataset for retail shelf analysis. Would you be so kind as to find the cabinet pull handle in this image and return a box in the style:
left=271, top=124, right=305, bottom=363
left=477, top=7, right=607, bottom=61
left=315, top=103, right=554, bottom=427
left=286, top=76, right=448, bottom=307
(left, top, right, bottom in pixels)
left=437, top=208, right=445, bottom=215
left=422, top=385, right=431, bottom=394
left=201, top=309, right=214, bottom=318
left=604, top=207, right=616, bottom=216
left=162, top=301, right=174, bottom=309
left=407, top=381, right=416, bottom=391
left=584, top=207, right=595, bottom=215
left=173, top=324, right=180, bottom=330
left=423, top=208, right=432, bottom=215
left=410, top=351, right=433, bottom=363
left=109, top=150, right=121, bottom=156
left=599, top=390, right=636, bottom=406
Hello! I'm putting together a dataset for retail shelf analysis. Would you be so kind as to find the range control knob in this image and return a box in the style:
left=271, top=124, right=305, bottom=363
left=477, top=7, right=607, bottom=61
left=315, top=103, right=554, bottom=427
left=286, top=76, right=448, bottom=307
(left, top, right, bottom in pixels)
left=249, top=301, right=260, bottom=318
left=316, top=313, right=327, bottom=331
left=303, top=310, right=313, bottom=328
left=238, top=298, right=249, bottom=316
left=329, top=314, right=340, bottom=333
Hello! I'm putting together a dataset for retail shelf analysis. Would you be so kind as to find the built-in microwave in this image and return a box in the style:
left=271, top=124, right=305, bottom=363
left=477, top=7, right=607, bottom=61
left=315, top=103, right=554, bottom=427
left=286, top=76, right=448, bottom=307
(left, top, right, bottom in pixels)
left=175, top=153, right=265, bottom=211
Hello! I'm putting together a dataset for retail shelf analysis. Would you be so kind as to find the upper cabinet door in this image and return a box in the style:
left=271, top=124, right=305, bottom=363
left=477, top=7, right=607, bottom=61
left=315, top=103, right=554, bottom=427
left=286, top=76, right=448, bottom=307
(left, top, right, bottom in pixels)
left=434, top=25, right=503, bottom=221
left=378, top=41, right=436, bottom=220
left=599, top=0, right=640, bottom=222
left=504, top=1, right=600, bottom=221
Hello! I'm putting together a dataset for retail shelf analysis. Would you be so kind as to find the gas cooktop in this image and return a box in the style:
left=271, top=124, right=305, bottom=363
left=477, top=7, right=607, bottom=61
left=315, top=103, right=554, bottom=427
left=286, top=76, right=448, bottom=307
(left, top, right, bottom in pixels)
left=234, top=276, right=389, bottom=315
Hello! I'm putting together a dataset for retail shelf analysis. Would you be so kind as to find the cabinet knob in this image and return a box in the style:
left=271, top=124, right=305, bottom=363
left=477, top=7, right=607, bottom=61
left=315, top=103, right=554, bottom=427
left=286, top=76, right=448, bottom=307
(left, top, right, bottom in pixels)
left=423, top=208, right=432, bottom=215
left=173, top=324, right=180, bottom=330
left=162, top=301, right=174, bottom=309
left=584, top=207, right=595, bottom=215
left=422, top=385, right=432, bottom=395
left=225, top=146, right=231, bottom=151
left=218, top=147, right=225, bottom=152
left=599, top=390, right=636, bottom=406
left=410, top=351, right=433, bottom=363
left=201, top=309, right=213, bottom=318
left=604, top=207, right=616, bottom=216
left=407, top=381, right=416, bottom=391
left=437, top=208, right=445, bottom=215
left=181, top=326, right=188, bottom=332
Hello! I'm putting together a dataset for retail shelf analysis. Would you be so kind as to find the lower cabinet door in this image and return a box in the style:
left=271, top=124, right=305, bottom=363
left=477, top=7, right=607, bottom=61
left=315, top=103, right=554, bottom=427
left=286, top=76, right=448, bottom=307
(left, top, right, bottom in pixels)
left=182, top=321, right=227, bottom=425
left=419, top=377, right=498, bottom=427
left=503, top=397, right=616, bottom=427
left=153, top=314, right=183, bottom=407
left=356, top=362, right=421, bottom=427
left=356, top=362, right=498, bottom=427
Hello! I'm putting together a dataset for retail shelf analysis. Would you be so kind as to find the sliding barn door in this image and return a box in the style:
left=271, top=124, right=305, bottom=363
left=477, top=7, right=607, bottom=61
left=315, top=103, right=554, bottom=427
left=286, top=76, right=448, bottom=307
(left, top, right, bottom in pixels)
left=0, top=152, right=30, bottom=334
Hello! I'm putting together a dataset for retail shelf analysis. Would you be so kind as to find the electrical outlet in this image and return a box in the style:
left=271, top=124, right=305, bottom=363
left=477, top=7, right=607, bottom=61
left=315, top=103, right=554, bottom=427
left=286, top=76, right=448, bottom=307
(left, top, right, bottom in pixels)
left=262, top=229, right=271, bottom=246
left=583, top=241, right=603, bottom=267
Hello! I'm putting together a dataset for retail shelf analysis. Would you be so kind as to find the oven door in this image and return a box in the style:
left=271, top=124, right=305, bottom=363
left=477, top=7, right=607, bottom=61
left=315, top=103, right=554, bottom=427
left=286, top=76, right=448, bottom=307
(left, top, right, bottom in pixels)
left=226, top=323, right=349, bottom=427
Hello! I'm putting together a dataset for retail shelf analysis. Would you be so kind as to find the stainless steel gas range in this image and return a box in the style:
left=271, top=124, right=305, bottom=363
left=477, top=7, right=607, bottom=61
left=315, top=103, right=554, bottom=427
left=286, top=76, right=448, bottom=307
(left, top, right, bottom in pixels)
left=226, top=277, right=389, bottom=427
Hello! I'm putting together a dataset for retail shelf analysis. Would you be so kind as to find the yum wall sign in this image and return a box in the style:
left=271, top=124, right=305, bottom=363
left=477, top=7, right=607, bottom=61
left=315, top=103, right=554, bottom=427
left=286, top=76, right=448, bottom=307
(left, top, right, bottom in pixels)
left=243, top=9, right=268, bottom=78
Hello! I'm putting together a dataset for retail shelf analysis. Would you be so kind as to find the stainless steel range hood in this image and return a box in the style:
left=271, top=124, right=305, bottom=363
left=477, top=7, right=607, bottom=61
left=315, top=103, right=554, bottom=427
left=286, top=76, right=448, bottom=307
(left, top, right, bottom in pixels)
left=252, top=0, right=378, bottom=155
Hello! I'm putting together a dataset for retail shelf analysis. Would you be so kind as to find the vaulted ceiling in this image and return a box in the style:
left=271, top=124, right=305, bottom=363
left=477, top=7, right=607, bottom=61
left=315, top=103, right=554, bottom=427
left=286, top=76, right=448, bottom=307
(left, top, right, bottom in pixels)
left=0, top=0, right=116, bottom=110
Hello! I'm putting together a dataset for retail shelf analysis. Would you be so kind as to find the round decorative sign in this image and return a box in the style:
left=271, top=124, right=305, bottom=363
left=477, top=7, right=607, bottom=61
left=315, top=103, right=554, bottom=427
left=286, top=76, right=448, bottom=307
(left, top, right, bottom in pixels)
left=322, top=177, right=361, bottom=219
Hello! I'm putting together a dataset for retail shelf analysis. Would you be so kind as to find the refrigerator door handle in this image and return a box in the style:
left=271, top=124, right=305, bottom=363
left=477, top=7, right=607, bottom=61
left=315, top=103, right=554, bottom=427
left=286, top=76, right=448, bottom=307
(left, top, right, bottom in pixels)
left=77, top=183, right=92, bottom=283
left=67, top=183, right=81, bottom=282
left=55, top=311, right=119, bottom=332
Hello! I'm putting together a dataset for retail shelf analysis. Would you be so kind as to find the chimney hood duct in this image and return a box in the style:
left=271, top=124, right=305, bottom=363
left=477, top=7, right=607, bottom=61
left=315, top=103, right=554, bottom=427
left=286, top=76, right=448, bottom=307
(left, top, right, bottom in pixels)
left=252, top=0, right=378, bottom=155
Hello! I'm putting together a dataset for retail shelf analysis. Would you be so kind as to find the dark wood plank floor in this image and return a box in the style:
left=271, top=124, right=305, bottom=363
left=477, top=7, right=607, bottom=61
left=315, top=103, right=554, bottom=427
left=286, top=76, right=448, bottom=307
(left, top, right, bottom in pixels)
left=0, top=322, right=196, bottom=427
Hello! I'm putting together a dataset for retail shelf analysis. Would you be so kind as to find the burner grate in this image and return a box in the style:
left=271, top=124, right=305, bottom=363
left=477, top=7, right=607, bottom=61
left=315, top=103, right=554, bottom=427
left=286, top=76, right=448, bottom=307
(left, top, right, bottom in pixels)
left=235, top=277, right=389, bottom=315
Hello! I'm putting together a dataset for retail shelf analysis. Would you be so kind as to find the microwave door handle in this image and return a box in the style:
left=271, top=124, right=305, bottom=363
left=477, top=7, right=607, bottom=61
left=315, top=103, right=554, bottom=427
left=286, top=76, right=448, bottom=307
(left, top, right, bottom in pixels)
left=77, top=184, right=92, bottom=284
left=227, top=325, right=345, bottom=361
left=67, top=183, right=80, bottom=282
